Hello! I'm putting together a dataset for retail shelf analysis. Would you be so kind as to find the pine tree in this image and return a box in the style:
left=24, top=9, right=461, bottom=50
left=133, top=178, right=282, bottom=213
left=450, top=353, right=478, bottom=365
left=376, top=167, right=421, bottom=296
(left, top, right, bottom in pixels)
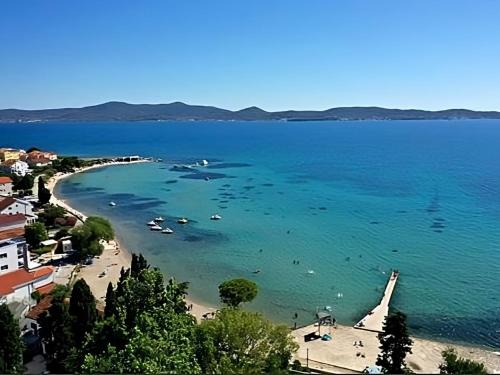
left=0, top=304, right=23, bottom=374
left=376, top=312, right=413, bottom=373
left=37, top=176, right=52, bottom=205
left=69, top=279, right=98, bottom=344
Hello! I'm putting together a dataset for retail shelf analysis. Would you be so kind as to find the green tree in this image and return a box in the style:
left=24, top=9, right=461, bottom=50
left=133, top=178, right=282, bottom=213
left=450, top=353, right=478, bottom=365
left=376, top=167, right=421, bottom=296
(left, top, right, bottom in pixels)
left=439, top=348, right=487, bottom=375
left=0, top=304, right=23, bottom=374
left=376, top=312, right=413, bottom=374
left=24, top=222, right=48, bottom=248
left=38, top=300, right=75, bottom=373
left=218, top=278, right=258, bottom=308
left=13, top=174, right=34, bottom=191
left=82, top=309, right=200, bottom=374
left=197, top=308, right=298, bottom=374
left=69, top=279, right=98, bottom=345
left=131, top=253, right=149, bottom=278
left=104, top=282, right=117, bottom=318
left=71, top=216, right=114, bottom=259
left=38, top=176, right=52, bottom=205
left=81, top=262, right=200, bottom=374
left=39, top=204, right=66, bottom=227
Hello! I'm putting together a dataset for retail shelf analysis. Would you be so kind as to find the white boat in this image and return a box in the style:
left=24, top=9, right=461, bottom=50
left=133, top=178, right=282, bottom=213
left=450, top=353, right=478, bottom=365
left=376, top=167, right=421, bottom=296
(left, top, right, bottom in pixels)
left=150, top=224, right=162, bottom=231
left=162, top=227, right=174, bottom=234
left=210, top=214, right=222, bottom=220
left=177, top=218, right=188, bottom=224
left=147, top=220, right=156, bottom=226
left=154, top=216, right=165, bottom=222
left=200, top=159, right=208, bottom=166
left=109, top=201, right=116, bottom=206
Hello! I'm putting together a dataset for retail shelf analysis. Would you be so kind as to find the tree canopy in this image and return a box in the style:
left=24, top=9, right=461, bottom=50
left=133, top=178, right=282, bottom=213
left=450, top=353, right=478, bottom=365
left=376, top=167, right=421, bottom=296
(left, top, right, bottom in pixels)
left=39, top=204, right=66, bottom=227
left=196, top=308, right=298, bottom=374
left=36, top=253, right=299, bottom=374
left=218, top=278, right=258, bottom=308
left=24, top=222, right=49, bottom=248
left=69, top=279, right=98, bottom=345
left=376, top=312, right=413, bottom=374
left=0, top=304, right=23, bottom=374
left=439, top=348, right=487, bottom=375
left=71, top=216, right=114, bottom=259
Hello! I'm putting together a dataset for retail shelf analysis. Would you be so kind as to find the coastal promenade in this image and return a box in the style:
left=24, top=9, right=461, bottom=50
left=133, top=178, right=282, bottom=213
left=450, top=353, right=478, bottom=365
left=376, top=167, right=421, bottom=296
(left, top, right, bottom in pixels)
left=354, top=270, right=399, bottom=333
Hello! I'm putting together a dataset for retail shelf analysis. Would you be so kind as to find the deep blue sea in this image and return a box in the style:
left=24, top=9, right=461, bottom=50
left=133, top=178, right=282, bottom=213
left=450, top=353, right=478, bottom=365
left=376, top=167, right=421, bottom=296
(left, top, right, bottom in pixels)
left=2, top=120, right=500, bottom=348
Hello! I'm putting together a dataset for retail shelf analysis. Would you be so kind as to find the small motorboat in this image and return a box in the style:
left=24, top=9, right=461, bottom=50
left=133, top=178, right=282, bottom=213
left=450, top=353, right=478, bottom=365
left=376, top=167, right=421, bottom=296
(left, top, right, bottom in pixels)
left=109, top=201, right=116, bottom=207
left=210, top=214, right=222, bottom=220
left=205, top=176, right=210, bottom=181
left=200, top=159, right=208, bottom=166
left=147, top=220, right=156, bottom=226
left=162, top=227, right=174, bottom=234
left=177, top=218, right=188, bottom=224
left=154, top=216, right=165, bottom=222
left=150, top=224, right=162, bottom=231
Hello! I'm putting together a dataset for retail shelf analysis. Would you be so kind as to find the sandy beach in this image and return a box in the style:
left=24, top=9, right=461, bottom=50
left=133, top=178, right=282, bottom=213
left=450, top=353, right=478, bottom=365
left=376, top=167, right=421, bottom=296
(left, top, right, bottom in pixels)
left=47, top=160, right=500, bottom=374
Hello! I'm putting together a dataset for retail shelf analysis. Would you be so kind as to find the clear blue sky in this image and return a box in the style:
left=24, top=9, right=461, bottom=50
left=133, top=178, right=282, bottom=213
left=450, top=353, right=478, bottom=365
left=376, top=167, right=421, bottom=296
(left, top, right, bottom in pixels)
left=1, top=0, right=499, bottom=111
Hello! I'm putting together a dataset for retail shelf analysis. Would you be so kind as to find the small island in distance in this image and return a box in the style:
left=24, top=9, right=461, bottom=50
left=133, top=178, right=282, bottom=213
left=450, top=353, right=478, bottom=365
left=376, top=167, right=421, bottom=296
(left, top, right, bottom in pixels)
left=1, top=101, right=500, bottom=122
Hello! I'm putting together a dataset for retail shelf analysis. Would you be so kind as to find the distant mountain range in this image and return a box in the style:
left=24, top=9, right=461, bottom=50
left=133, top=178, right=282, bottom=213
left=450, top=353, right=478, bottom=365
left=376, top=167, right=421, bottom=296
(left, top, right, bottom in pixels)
left=1, top=101, right=500, bottom=122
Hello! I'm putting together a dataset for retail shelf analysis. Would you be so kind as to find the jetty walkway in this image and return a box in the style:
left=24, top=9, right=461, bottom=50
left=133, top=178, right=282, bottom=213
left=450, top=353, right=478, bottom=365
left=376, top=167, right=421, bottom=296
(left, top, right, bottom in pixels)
left=354, top=270, right=399, bottom=333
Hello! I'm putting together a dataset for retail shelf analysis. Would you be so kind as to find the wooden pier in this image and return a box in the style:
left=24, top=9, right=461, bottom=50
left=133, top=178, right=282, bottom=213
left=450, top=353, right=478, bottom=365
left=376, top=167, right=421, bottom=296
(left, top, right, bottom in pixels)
left=354, top=270, right=399, bottom=333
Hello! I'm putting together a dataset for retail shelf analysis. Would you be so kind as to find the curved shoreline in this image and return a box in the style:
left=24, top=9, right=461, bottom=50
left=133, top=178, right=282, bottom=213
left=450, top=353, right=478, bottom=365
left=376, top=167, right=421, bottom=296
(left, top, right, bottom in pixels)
left=48, top=159, right=218, bottom=321
left=48, top=162, right=500, bottom=373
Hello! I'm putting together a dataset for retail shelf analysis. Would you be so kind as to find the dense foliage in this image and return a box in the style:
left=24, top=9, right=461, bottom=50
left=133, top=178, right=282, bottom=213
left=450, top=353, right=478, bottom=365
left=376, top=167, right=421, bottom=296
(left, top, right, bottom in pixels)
left=36, top=253, right=298, bottom=374
left=0, top=304, right=24, bottom=374
left=38, top=204, right=66, bottom=227
left=196, top=308, right=298, bottom=374
left=51, top=157, right=84, bottom=173
left=24, top=222, right=48, bottom=248
left=218, top=278, right=258, bottom=307
left=13, top=173, right=34, bottom=192
left=71, top=216, right=114, bottom=259
left=439, top=348, right=487, bottom=374
left=376, top=312, right=413, bottom=374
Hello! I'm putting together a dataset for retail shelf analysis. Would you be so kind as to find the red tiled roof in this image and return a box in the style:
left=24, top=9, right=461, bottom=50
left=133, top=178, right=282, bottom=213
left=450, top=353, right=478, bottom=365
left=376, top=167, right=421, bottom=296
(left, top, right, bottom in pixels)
left=0, top=266, right=54, bottom=296
left=26, top=295, right=53, bottom=320
left=0, top=176, right=13, bottom=184
left=36, top=282, right=56, bottom=295
left=0, top=196, right=16, bottom=211
left=0, top=213, right=25, bottom=226
left=0, top=227, right=24, bottom=241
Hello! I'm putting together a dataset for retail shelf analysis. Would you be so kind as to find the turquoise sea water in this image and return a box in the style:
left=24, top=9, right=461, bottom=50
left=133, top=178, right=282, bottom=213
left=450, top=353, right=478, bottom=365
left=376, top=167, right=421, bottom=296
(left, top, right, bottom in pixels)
left=2, top=120, right=500, bottom=348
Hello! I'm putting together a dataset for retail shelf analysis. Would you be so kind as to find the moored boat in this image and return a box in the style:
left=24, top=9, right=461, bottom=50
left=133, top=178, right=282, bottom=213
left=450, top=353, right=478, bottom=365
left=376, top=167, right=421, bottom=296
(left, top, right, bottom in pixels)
left=162, top=227, right=174, bottom=234
left=150, top=224, right=162, bottom=231
left=177, top=218, right=188, bottom=224
left=210, top=214, right=222, bottom=220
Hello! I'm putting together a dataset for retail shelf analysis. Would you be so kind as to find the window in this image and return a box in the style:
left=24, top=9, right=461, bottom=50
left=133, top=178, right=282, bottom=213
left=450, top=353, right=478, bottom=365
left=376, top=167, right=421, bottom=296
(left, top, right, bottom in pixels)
left=0, top=253, right=7, bottom=258
left=1, top=265, right=8, bottom=270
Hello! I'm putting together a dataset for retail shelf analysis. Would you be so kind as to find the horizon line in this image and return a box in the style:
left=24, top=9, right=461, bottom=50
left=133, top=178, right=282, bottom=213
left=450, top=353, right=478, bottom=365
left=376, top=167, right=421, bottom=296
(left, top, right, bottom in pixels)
left=2, top=100, right=500, bottom=113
